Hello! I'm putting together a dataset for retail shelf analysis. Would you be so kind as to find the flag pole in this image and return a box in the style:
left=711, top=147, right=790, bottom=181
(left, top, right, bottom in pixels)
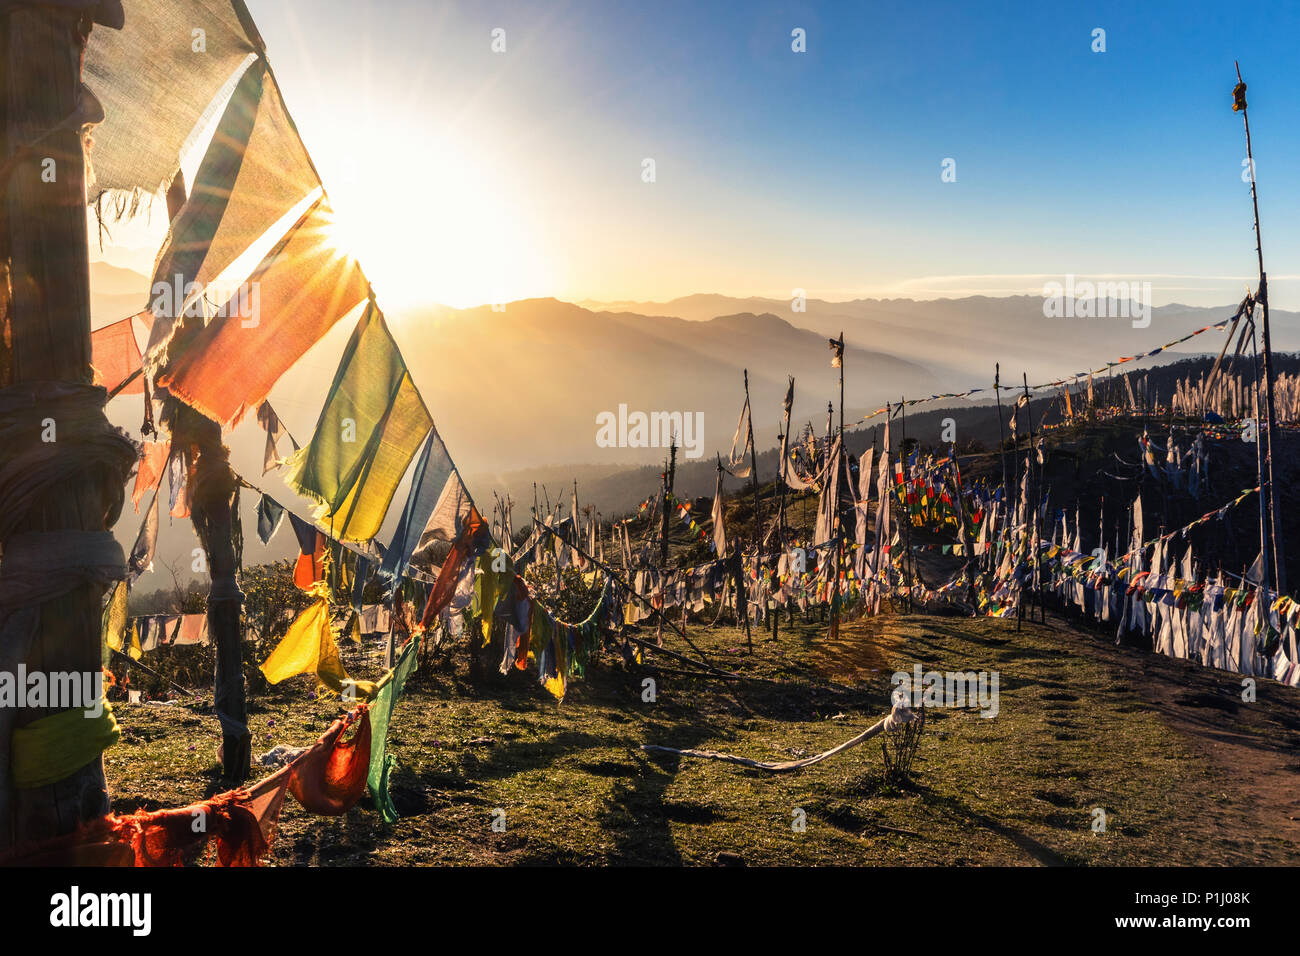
left=1233, top=62, right=1285, bottom=595
left=744, top=369, right=761, bottom=551
left=898, top=398, right=916, bottom=611
left=830, top=334, right=845, bottom=638
left=995, top=364, right=1011, bottom=514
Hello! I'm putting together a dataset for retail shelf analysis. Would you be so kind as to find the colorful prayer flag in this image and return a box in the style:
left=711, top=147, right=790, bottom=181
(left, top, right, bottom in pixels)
left=285, top=301, right=432, bottom=542
left=157, top=195, right=369, bottom=427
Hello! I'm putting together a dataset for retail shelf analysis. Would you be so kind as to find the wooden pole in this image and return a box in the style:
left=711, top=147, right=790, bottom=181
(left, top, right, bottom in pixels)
left=659, top=439, right=675, bottom=568
left=831, top=337, right=844, bottom=639
left=777, top=376, right=794, bottom=549
left=1234, top=63, right=1285, bottom=595
left=532, top=519, right=720, bottom=669
left=155, top=169, right=251, bottom=784
left=898, top=399, right=915, bottom=611
left=1022, top=374, right=1045, bottom=623
left=0, top=4, right=133, bottom=851
left=995, top=363, right=1011, bottom=513
left=744, top=371, right=760, bottom=547
left=775, top=426, right=786, bottom=547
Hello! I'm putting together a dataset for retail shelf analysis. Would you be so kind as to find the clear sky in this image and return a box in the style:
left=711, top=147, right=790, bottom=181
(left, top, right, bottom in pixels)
left=98, top=0, right=1300, bottom=311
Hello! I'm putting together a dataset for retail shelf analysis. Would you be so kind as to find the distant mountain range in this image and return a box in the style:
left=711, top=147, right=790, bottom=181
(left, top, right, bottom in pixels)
left=387, top=297, right=939, bottom=475
left=577, top=293, right=1300, bottom=386
left=89, top=261, right=1299, bottom=583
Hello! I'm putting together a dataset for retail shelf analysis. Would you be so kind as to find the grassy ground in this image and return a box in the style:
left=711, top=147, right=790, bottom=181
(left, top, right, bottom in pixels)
left=104, top=607, right=1300, bottom=866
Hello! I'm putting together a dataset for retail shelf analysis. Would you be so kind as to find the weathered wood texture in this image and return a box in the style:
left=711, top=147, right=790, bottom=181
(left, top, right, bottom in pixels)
left=159, top=171, right=250, bottom=785
left=1, top=8, right=121, bottom=851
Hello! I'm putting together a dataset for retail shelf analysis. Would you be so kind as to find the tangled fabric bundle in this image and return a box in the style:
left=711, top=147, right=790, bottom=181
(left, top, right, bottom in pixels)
left=288, top=708, right=372, bottom=816
left=109, top=788, right=276, bottom=868
left=0, top=704, right=373, bottom=867
left=0, top=383, right=136, bottom=543
left=10, top=703, right=121, bottom=790
left=0, top=383, right=136, bottom=841
left=641, top=701, right=915, bottom=772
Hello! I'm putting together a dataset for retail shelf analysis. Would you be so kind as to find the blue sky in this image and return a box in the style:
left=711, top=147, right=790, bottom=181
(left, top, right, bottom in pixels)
left=112, top=0, right=1300, bottom=309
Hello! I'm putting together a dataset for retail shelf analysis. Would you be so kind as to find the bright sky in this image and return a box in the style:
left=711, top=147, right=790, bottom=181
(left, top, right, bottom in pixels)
left=97, top=0, right=1300, bottom=311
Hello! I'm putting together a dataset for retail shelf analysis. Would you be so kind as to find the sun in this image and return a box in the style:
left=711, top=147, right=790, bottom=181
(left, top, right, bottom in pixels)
left=315, top=130, right=555, bottom=312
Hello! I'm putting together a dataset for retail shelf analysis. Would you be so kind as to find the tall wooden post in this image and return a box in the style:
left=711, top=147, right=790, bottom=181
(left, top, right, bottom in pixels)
left=898, top=398, right=915, bottom=612
left=829, top=338, right=844, bottom=639
left=994, top=364, right=1011, bottom=506
left=156, top=169, right=250, bottom=784
left=744, top=370, right=760, bottom=551
left=0, top=3, right=132, bottom=851
left=659, top=438, right=675, bottom=568
left=776, top=376, right=794, bottom=550
left=1023, top=373, right=1045, bottom=623
left=1234, top=65, right=1285, bottom=595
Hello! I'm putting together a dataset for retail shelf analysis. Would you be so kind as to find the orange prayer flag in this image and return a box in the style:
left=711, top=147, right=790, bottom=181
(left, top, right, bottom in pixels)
left=91, top=311, right=152, bottom=396
left=132, top=440, right=171, bottom=513
left=156, top=197, right=368, bottom=428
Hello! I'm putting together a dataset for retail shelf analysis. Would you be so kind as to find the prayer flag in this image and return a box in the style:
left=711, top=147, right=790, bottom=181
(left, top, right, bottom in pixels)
left=367, top=638, right=418, bottom=824
left=285, top=302, right=432, bottom=542
left=157, top=195, right=369, bottom=428
left=382, top=427, right=477, bottom=583
left=151, top=66, right=321, bottom=310
left=260, top=599, right=376, bottom=699
left=90, top=312, right=151, bottom=395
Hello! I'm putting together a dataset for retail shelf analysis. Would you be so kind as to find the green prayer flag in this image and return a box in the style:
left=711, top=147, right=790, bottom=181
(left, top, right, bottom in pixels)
left=286, top=301, right=432, bottom=541
left=367, top=637, right=419, bottom=824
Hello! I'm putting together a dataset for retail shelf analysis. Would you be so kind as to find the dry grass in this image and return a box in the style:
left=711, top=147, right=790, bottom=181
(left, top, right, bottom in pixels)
left=104, top=608, right=1300, bottom=866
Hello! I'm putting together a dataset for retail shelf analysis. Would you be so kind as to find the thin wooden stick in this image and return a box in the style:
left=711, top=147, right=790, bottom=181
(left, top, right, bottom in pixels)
left=533, top=519, right=722, bottom=672
left=110, top=649, right=201, bottom=698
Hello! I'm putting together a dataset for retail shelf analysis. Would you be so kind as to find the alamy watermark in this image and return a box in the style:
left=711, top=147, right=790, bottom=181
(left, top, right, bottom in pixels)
left=891, top=663, right=999, bottom=718
left=152, top=274, right=261, bottom=328
left=1042, top=275, right=1151, bottom=329
left=0, top=667, right=106, bottom=718
left=596, top=404, right=704, bottom=459
left=50, top=886, right=151, bottom=936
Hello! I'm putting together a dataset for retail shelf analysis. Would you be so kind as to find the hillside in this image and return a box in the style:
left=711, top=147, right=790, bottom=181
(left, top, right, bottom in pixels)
left=580, top=293, right=1300, bottom=385
left=91, top=259, right=1300, bottom=589
left=388, top=298, right=940, bottom=471
left=104, top=612, right=1300, bottom=866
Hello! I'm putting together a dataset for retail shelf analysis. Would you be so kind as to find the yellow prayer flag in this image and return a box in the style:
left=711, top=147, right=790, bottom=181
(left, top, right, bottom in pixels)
left=102, top=581, right=128, bottom=653
left=261, top=600, right=376, bottom=700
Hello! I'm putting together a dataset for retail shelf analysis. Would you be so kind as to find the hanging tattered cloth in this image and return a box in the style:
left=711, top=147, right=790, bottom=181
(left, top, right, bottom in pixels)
left=107, top=776, right=287, bottom=868
left=83, top=0, right=258, bottom=213
left=127, top=489, right=161, bottom=585
left=257, top=401, right=298, bottom=475
left=90, top=312, right=151, bottom=395
left=156, top=195, right=369, bottom=427
left=419, top=505, right=489, bottom=627
left=474, top=549, right=515, bottom=644
left=149, top=63, right=321, bottom=319
left=288, top=707, right=372, bottom=815
left=288, top=512, right=327, bottom=590
left=284, top=301, right=432, bottom=542
left=710, top=464, right=727, bottom=557
left=367, top=638, right=419, bottom=825
left=382, top=427, right=463, bottom=583
left=131, top=439, right=170, bottom=512
left=725, top=395, right=753, bottom=478
left=260, top=598, right=377, bottom=700
left=256, top=493, right=286, bottom=544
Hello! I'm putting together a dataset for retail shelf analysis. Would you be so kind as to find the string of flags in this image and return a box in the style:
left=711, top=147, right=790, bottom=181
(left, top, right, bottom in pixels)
left=852, top=315, right=1237, bottom=425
